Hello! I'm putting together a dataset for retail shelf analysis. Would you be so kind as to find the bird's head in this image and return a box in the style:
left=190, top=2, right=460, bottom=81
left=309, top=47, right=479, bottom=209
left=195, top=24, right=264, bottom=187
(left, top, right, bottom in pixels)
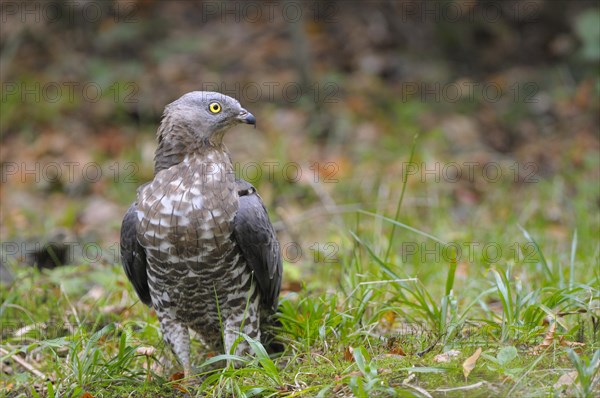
left=160, top=91, right=255, bottom=144
left=154, top=91, right=256, bottom=172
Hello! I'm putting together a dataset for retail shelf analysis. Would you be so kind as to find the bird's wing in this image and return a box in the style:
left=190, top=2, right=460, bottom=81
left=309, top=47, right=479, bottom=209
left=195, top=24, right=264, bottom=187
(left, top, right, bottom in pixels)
left=120, top=202, right=152, bottom=306
left=233, top=179, right=283, bottom=312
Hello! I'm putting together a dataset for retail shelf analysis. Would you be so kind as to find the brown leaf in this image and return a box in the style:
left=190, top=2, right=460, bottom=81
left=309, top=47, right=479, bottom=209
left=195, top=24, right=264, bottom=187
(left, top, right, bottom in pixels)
left=560, top=337, right=585, bottom=351
left=386, top=336, right=407, bottom=356
left=344, top=346, right=354, bottom=362
left=462, top=348, right=482, bottom=380
left=173, top=384, right=188, bottom=393
left=533, top=321, right=557, bottom=353
left=390, top=345, right=407, bottom=356
left=169, top=372, right=188, bottom=393
left=206, top=351, right=217, bottom=359
left=81, top=393, right=95, bottom=398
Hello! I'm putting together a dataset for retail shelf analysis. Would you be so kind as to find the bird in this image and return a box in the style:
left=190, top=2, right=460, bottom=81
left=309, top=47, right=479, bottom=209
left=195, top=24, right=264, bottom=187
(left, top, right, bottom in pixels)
left=120, top=91, right=282, bottom=376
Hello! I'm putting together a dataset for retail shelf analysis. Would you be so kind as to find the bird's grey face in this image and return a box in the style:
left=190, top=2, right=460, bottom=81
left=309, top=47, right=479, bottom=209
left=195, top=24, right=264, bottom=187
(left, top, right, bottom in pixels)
left=164, top=91, right=256, bottom=145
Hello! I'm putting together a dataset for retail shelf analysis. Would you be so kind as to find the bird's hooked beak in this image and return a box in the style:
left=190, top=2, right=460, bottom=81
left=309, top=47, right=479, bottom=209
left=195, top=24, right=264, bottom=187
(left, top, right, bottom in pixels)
left=238, top=109, right=256, bottom=128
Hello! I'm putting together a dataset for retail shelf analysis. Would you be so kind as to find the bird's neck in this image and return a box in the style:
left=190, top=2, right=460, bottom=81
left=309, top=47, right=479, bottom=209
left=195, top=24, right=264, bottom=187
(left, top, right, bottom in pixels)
left=154, top=141, right=231, bottom=175
left=182, top=147, right=232, bottom=167
left=154, top=117, right=230, bottom=174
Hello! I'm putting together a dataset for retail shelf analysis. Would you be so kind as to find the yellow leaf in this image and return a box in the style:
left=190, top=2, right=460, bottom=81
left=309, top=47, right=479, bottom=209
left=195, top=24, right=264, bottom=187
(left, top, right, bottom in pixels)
left=462, top=347, right=482, bottom=380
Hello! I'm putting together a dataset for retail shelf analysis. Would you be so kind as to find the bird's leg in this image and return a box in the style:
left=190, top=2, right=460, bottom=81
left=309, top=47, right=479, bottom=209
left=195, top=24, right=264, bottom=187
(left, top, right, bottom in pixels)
left=159, top=316, right=192, bottom=377
left=223, top=309, right=261, bottom=360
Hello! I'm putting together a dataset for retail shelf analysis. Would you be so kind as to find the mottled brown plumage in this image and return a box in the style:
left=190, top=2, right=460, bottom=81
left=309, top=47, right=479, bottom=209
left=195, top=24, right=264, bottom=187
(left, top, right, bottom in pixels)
left=120, top=92, right=282, bottom=376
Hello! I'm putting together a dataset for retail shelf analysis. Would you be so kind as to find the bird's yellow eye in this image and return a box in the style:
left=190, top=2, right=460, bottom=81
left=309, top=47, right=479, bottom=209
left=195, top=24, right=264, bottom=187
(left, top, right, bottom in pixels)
left=209, top=102, right=221, bottom=113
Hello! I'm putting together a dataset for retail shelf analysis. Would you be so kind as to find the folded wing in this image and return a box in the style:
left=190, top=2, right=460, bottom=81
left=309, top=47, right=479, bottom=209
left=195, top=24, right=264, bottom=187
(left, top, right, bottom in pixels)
left=120, top=202, right=152, bottom=306
left=233, top=179, right=283, bottom=312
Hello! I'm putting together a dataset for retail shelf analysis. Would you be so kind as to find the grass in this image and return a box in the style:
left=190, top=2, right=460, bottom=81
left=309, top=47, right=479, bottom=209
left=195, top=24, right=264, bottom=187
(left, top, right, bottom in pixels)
left=2, top=202, right=598, bottom=397
left=1, top=107, right=599, bottom=397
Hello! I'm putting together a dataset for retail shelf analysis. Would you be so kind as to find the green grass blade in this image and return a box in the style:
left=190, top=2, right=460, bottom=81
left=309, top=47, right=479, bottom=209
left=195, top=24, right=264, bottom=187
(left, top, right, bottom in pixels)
left=384, top=133, right=419, bottom=263
left=518, top=225, right=553, bottom=281
left=570, top=229, right=578, bottom=288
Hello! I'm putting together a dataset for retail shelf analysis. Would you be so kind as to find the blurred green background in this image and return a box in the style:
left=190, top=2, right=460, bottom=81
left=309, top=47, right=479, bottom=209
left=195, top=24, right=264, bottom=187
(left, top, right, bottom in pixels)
left=1, top=0, right=598, bottom=275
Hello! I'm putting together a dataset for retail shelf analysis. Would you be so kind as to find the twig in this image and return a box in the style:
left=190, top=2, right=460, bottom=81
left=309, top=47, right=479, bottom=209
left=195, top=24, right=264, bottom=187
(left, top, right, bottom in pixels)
left=434, top=381, right=486, bottom=392
left=402, top=381, right=433, bottom=397
left=0, top=347, right=48, bottom=380
left=359, top=278, right=418, bottom=285
left=416, top=334, right=442, bottom=357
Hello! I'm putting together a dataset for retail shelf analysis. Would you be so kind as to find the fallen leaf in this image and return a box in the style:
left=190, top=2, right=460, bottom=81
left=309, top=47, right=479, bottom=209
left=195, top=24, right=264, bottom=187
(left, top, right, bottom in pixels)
left=434, top=350, right=461, bottom=363
left=553, top=370, right=578, bottom=390
left=390, top=345, right=407, bottom=356
left=387, top=337, right=407, bottom=356
left=169, top=372, right=188, bottom=393
left=559, top=338, right=585, bottom=351
left=344, top=346, right=354, bottom=362
left=206, top=351, right=217, bottom=359
left=81, top=393, right=94, bottom=398
left=173, top=384, right=188, bottom=393
left=531, top=322, right=585, bottom=354
left=533, top=321, right=556, bottom=353
left=462, top=348, right=482, bottom=380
